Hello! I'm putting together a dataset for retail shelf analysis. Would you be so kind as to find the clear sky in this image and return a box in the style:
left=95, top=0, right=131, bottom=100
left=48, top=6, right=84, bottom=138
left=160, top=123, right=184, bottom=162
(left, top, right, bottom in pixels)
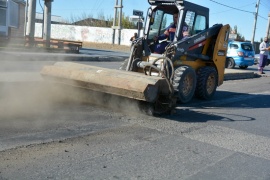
left=35, top=0, right=270, bottom=42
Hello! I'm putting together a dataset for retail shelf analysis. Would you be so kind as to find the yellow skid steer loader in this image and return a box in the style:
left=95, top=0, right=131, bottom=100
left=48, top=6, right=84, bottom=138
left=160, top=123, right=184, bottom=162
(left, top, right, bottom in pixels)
left=41, top=0, right=230, bottom=115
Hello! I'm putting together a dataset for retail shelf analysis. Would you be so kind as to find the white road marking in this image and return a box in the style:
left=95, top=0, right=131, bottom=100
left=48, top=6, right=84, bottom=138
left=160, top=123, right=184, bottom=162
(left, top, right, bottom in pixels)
left=184, top=125, right=270, bottom=160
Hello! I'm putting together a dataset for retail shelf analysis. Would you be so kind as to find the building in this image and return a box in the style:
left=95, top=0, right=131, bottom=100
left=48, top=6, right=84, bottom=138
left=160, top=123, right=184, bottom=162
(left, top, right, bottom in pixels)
left=35, top=12, right=68, bottom=24
left=0, top=0, right=67, bottom=39
left=0, top=0, right=25, bottom=38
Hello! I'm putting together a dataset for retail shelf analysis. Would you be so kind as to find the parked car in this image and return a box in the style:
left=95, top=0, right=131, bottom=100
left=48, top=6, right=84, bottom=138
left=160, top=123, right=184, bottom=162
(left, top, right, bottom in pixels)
left=226, top=41, right=255, bottom=69
left=254, top=54, right=270, bottom=66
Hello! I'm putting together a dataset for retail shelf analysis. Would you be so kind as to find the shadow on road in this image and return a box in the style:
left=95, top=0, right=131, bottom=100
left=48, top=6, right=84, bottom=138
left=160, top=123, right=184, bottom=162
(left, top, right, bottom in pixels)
left=160, top=90, right=270, bottom=123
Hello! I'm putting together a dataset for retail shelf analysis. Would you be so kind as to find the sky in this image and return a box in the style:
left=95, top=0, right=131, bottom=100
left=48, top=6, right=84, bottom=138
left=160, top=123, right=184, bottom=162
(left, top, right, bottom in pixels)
left=35, top=0, right=270, bottom=42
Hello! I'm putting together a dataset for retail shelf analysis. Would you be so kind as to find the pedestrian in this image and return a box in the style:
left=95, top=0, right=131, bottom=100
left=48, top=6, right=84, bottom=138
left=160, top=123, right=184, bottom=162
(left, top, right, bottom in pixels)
left=258, top=37, right=270, bottom=74
left=130, top=33, right=138, bottom=42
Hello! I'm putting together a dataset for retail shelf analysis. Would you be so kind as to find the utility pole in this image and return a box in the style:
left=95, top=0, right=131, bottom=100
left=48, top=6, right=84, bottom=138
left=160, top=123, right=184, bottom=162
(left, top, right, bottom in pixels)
left=43, top=0, right=53, bottom=48
left=26, top=0, right=36, bottom=47
left=112, top=0, right=118, bottom=44
left=111, top=0, right=123, bottom=45
left=251, top=0, right=260, bottom=44
left=118, top=0, right=123, bottom=45
left=267, top=12, right=270, bottom=38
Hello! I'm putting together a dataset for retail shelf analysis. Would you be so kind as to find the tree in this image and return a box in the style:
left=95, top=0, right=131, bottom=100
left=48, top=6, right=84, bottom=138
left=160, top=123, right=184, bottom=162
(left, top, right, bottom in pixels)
left=230, top=25, right=245, bottom=41
left=68, top=12, right=136, bottom=29
left=119, top=13, right=136, bottom=29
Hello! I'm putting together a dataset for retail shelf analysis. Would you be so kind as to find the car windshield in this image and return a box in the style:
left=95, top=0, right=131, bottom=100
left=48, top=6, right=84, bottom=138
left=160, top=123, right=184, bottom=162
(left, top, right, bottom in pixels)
left=241, top=44, right=253, bottom=51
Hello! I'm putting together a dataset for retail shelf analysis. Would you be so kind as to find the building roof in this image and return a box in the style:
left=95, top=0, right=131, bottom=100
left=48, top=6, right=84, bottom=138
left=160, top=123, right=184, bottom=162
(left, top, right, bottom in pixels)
left=36, top=12, right=68, bottom=24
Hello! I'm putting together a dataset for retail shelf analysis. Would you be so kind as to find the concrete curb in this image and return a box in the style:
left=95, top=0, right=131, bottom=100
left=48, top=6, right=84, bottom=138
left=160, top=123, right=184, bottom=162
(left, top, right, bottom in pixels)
left=224, top=69, right=255, bottom=81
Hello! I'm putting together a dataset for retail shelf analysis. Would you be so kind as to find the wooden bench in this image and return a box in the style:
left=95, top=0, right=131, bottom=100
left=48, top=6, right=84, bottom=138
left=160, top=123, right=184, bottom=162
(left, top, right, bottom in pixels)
left=25, top=36, right=83, bottom=53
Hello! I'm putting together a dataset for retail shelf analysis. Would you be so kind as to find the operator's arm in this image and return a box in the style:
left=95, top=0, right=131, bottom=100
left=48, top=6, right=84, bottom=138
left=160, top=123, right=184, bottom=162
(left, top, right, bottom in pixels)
left=157, top=33, right=168, bottom=41
left=154, top=24, right=172, bottom=41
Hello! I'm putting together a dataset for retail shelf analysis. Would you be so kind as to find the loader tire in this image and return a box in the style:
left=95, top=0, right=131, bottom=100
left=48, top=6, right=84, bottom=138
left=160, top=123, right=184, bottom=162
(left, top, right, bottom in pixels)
left=195, top=66, right=218, bottom=100
left=173, top=66, right=196, bottom=104
left=119, top=58, right=129, bottom=71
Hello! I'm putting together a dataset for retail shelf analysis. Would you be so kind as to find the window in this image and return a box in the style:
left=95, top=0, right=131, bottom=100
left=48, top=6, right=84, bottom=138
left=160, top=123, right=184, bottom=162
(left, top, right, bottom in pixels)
left=0, top=0, right=7, bottom=8
left=184, top=11, right=195, bottom=35
left=193, top=15, right=206, bottom=33
left=148, top=10, right=173, bottom=40
left=241, top=44, right=253, bottom=51
left=230, top=44, right=238, bottom=49
left=8, top=0, right=19, bottom=28
left=0, top=7, right=6, bottom=26
left=184, top=11, right=206, bottom=36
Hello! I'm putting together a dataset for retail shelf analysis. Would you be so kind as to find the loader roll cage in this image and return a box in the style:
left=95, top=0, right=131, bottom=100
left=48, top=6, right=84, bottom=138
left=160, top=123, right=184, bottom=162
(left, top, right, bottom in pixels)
left=148, top=0, right=184, bottom=6
left=144, top=0, right=209, bottom=53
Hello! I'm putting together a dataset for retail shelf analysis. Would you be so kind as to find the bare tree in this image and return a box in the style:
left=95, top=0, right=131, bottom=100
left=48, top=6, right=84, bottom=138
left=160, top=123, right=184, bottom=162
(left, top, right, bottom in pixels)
left=67, top=11, right=135, bottom=29
left=231, top=25, right=245, bottom=41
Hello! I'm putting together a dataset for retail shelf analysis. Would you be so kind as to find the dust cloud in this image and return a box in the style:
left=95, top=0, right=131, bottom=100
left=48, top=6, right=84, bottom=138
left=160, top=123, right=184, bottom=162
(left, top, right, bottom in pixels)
left=0, top=48, right=149, bottom=132
left=51, top=84, right=146, bottom=116
left=0, top=78, right=147, bottom=129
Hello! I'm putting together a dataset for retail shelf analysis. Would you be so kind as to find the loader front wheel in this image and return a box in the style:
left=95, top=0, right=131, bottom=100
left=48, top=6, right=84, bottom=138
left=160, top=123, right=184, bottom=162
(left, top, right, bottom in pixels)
left=139, top=94, right=174, bottom=116
left=195, top=66, right=218, bottom=100
left=173, top=66, right=196, bottom=104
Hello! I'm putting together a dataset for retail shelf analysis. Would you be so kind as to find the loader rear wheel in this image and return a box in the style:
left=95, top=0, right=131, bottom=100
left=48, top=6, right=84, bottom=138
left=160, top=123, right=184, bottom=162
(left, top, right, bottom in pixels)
left=195, top=66, right=218, bottom=100
left=173, top=66, right=196, bottom=104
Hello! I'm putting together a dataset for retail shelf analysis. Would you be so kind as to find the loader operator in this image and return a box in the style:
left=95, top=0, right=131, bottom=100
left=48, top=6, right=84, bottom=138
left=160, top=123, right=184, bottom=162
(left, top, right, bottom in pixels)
left=153, top=13, right=189, bottom=54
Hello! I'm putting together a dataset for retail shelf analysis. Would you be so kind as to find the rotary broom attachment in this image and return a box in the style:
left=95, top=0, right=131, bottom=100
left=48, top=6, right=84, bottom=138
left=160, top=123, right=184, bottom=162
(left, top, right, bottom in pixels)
left=40, top=62, right=175, bottom=115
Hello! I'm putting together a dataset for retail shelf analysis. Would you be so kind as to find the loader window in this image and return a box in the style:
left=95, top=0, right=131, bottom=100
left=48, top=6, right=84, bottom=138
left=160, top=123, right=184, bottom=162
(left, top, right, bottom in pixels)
left=161, top=14, right=173, bottom=30
left=147, top=10, right=173, bottom=40
left=184, top=11, right=195, bottom=36
left=193, top=15, right=206, bottom=33
left=184, top=11, right=207, bottom=36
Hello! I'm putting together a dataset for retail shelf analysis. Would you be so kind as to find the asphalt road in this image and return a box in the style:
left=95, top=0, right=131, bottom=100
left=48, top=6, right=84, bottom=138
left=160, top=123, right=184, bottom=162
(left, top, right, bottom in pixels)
left=0, top=50, right=270, bottom=180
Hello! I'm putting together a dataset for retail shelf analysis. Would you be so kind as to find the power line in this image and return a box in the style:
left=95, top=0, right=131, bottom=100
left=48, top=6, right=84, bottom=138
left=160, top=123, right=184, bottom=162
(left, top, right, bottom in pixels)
left=96, top=0, right=105, bottom=11
left=260, top=0, right=270, bottom=9
left=209, top=0, right=254, bottom=14
left=210, top=2, right=255, bottom=15
left=209, top=0, right=268, bottom=21
left=258, top=14, right=268, bottom=20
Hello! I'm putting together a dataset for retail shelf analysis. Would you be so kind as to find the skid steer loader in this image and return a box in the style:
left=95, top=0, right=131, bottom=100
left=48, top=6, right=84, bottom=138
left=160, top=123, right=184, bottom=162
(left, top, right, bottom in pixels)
left=41, top=0, right=230, bottom=115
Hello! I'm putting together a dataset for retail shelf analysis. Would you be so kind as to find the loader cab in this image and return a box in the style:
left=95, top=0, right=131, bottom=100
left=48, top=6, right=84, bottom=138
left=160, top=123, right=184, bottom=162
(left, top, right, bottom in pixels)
left=144, top=0, right=209, bottom=53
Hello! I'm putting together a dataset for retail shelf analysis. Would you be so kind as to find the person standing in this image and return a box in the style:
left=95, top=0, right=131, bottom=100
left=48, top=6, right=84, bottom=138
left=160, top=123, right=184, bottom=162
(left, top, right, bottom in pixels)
left=130, top=33, right=138, bottom=41
left=258, top=37, right=270, bottom=74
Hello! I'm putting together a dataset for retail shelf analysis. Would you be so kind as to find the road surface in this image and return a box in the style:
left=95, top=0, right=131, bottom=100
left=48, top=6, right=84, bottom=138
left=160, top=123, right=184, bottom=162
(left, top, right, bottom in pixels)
left=0, top=50, right=270, bottom=179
